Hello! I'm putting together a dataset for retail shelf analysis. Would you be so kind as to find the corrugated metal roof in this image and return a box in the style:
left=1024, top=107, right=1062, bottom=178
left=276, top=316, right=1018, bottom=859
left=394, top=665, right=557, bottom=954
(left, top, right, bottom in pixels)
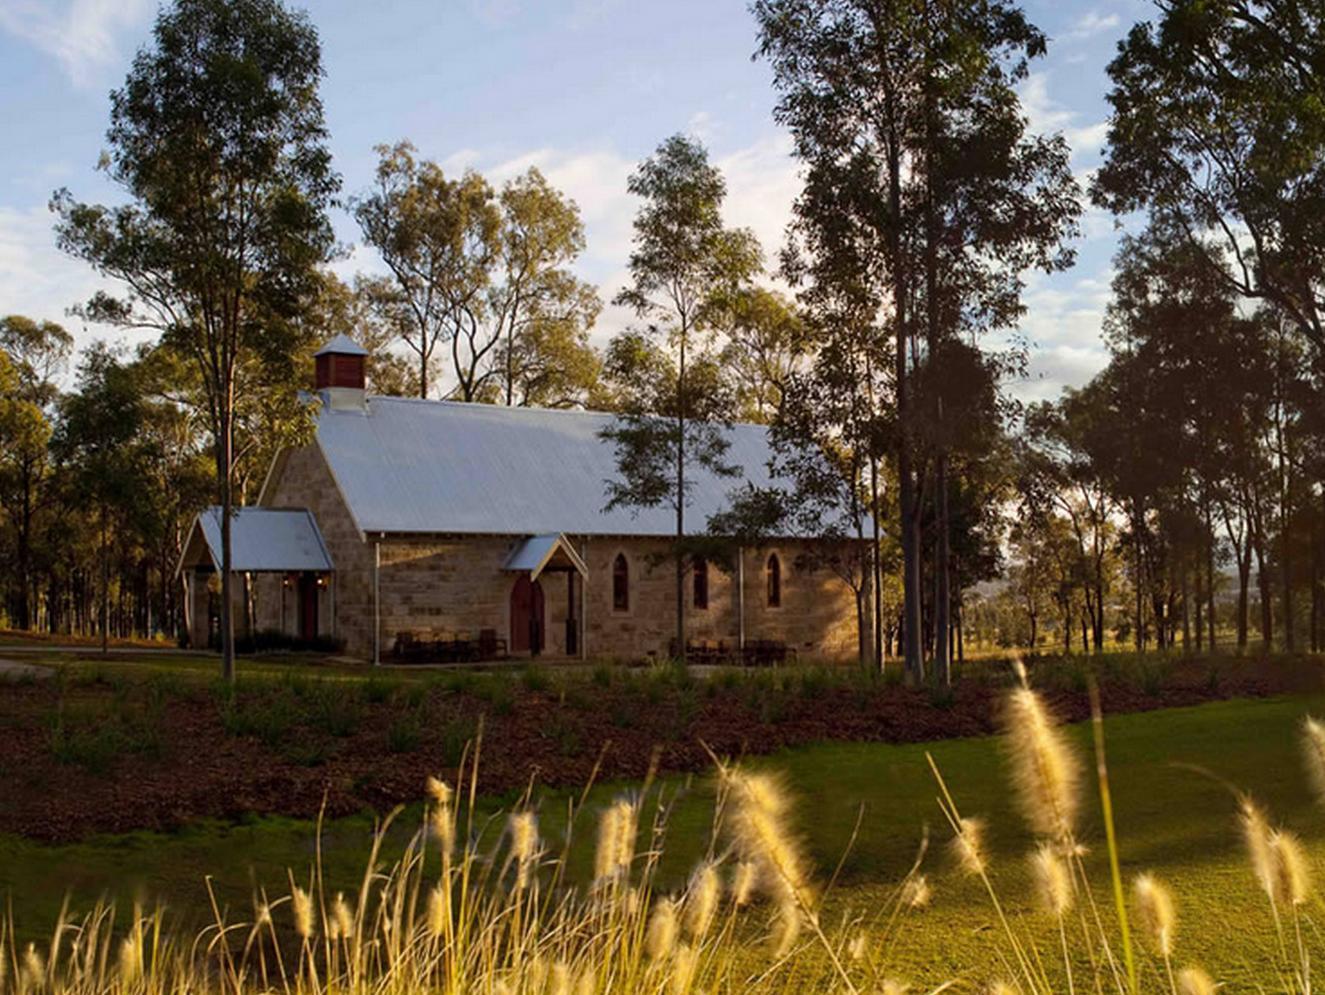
left=314, top=397, right=812, bottom=537
left=314, top=334, right=368, bottom=357
left=503, top=533, right=588, bottom=580
left=195, top=507, right=334, bottom=572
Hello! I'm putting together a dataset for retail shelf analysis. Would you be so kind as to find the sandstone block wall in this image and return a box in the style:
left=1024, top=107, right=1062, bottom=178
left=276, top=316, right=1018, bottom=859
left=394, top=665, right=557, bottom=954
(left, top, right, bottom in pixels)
left=253, top=440, right=860, bottom=663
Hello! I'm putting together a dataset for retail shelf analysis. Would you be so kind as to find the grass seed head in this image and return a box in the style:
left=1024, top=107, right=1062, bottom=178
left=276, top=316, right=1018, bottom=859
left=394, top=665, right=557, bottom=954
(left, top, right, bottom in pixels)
left=646, top=898, right=679, bottom=961
left=881, top=981, right=910, bottom=995
left=683, top=862, right=721, bottom=939
left=770, top=899, right=802, bottom=958
left=1003, top=687, right=1080, bottom=843
left=1030, top=844, right=1073, bottom=917
left=722, top=768, right=813, bottom=913
left=331, top=892, right=354, bottom=940
left=291, top=885, right=315, bottom=940
left=426, top=883, right=447, bottom=938
left=848, top=933, right=867, bottom=962
left=1303, top=717, right=1325, bottom=806
left=551, top=961, right=572, bottom=995
left=1177, top=966, right=1216, bottom=995
left=732, top=861, right=758, bottom=907
left=670, top=944, right=698, bottom=995
left=510, top=811, right=539, bottom=887
left=1240, top=797, right=1277, bottom=900
left=1133, top=873, right=1176, bottom=957
left=1270, top=830, right=1312, bottom=906
left=901, top=874, right=932, bottom=909
left=951, top=817, right=988, bottom=877
left=117, top=936, right=141, bottom=984
left=22, top=944, right=44, bottom=988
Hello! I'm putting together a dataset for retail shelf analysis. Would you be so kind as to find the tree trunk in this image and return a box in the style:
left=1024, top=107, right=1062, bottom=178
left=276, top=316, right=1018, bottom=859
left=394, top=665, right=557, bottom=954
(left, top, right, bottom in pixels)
left=1205, top=503, right=1217, bottom=651
left=100, top=507, right=109, bottom=656
left=869, top=457, right=884, bottom=673
left=219, top=403, right=236, bottom=682
left=675, top=317, right=687, bottom=666
left=1182, top=569, right=1191, bottom=653
left=935, top=454, right=951, bottom=685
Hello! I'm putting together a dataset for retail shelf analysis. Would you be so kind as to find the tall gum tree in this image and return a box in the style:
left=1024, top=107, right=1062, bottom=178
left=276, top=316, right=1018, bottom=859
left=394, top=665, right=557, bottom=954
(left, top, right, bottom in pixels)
left=53, top=0, right=340, bottom=680
left=600, top=134, right=761, bottom=664
left=754, top=0, right=1080, bottom=684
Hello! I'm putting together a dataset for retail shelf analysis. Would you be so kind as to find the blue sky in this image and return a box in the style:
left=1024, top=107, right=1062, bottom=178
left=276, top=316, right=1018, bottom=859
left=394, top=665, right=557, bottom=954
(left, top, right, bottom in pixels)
left=0, top=0, right=1149, bottom=400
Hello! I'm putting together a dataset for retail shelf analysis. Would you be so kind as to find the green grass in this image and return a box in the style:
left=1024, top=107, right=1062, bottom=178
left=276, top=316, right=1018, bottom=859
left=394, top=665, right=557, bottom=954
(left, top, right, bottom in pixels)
left=3, top=691, right=1324, bottom=986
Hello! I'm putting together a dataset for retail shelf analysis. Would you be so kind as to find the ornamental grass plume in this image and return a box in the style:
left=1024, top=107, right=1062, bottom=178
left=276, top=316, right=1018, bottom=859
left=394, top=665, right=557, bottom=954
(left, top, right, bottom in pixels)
left=731, top=861, right=758, bottom=907
left=721, top=768, right=814, bottom=915
left=291, top=884, right=315, bottom=940
left=683, top=862, right=721, bottom=939
left=901, top=874, right=932, bottom=910
left=331, top=892, right=354, bottom=941
left=425, top=883, right=446, bottom=938
left=1177, top=966, right=1216, bottom=995
left=1002, top=684, right=1081, bottom=844
left=1030, top=843, right=1073, bottom=917
left=1132, top=873, right=1177, bottom=957
left=1302, top=716, right=1325, bottom=805
left=646, top=897, right=679, bottom=961
left=950, top=816, right=988, bottom=877
left=593, top=797, right=637, bottom=884
left=509, top=811, right=539, bottom=889
left=427, top=776, right=455, bottom=859
left=670, top=943, right=698, bottom=995
left=1270, top=830, right=1312, bottom=907
left=1240, top=796, right=1278, bottom=902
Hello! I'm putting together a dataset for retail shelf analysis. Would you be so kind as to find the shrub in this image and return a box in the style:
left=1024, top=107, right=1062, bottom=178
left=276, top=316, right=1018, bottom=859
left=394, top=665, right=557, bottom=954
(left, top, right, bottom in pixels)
left=386, top=713, right=422, bottom=754
left=233, top=629, right=346, bottom=655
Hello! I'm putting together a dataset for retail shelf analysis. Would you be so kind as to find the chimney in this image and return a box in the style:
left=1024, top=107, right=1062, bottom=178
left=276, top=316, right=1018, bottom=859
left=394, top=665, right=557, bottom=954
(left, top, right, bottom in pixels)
left=313, top=334, right=368, bottom=411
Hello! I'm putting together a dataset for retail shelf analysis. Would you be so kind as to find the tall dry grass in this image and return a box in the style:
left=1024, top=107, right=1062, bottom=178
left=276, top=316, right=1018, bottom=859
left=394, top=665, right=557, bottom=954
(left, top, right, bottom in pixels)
left=6, top=663, right=1325, bottom=994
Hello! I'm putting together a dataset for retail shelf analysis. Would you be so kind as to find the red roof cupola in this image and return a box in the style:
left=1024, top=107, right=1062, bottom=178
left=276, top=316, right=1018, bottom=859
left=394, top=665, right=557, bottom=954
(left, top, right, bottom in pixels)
left=314, top=334, right=368, bottom=390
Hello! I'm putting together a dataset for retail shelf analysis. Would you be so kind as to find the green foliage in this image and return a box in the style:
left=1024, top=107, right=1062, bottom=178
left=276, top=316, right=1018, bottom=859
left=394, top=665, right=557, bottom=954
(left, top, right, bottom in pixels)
left=351, top=144, right=600, bottom=403
left=385, top=712, right=422, bottom=754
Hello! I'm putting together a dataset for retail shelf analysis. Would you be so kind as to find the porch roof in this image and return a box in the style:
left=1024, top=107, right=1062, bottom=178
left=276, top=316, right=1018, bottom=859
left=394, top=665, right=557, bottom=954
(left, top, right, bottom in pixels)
left=178, top=507, right=334, bottom=576
left=502, top=533, right=588, bottom=582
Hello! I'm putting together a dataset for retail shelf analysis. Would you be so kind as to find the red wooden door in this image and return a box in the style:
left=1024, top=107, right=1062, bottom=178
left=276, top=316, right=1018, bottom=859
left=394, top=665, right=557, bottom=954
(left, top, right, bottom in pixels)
left=298, top=572, right=319, bottom=640
left=510, top=575, right=545, bottom=654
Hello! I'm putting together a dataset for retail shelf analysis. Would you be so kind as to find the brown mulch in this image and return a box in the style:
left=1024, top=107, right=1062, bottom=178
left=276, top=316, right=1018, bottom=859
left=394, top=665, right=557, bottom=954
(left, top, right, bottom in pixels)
left=0, top=655, right=1319, bottom=843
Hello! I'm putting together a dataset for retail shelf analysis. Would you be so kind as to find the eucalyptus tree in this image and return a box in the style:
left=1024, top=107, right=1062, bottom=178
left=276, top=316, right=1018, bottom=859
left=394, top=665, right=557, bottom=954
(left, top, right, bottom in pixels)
left=0, top=316, right=71, bottom=630
left=52, top=0, right=340, bottom=680
left=754, top=0, right=1080, bottom=683
left=1093, top=0, right=1325, bottom=368
left=51, top=345, right=148, bottom=654
left=601, top=134, right=762, bottom=663
left=354, top=148, right=599, bottom=403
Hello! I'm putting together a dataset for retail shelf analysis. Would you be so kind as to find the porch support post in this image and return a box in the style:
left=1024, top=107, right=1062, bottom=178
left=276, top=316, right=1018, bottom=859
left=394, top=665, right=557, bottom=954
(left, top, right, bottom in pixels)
left=373, top=538, right=381, bottom=666
left=737, top=546, right=746, bottom=652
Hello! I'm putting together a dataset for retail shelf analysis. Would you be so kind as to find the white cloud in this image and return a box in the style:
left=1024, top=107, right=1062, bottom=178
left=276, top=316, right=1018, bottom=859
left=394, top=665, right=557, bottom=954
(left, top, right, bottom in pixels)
left=687, top=110, right=717, bottom=144
left=1018, top=72, right=1109, bottom=165
left=0, top=0, right=151, bottom=87
left=1064, top=10, right=1121, bottom=40
left=0, top=203, right=131, bottom=360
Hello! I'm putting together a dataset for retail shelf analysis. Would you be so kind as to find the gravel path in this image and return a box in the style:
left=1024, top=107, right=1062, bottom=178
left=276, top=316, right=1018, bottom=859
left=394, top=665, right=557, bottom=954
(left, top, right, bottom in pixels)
left=0, top=658, right=54, bottom=679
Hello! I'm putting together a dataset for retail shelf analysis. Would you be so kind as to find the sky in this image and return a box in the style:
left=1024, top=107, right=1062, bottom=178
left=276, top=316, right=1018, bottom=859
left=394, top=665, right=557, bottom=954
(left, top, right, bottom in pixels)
left=0, top=0, right=1151, bottom=401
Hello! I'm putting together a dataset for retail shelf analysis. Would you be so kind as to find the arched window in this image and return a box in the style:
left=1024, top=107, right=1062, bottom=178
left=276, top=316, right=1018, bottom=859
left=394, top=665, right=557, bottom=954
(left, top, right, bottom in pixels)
left=766, top=553, right=782, bottom=608
left=612, top=553, right=630, bottom=611
left=693, top=556, right=709, bottom=610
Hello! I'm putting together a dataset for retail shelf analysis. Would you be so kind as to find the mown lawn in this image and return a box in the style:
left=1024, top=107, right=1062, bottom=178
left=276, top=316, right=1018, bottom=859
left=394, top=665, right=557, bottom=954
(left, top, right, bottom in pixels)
left=4, top=690, right=1324, bottom=987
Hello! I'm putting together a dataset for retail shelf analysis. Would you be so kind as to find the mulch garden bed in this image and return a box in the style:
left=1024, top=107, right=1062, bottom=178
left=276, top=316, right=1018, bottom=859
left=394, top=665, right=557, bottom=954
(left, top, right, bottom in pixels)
left=0, top=655, right=1318, bottom=842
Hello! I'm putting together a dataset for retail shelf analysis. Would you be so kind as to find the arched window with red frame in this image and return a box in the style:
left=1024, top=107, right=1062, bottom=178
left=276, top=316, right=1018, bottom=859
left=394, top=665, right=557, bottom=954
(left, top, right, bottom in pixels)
left=693, top=556, right=709, bottom=609
left=612, top=553, right=630, bottom=611
left=766, top=553, right=782, bottom=607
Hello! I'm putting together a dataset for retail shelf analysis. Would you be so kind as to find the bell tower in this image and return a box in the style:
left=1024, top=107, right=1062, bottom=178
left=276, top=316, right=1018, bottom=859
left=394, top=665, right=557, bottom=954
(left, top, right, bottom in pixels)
left=314, top=334, right=368, bottom=410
